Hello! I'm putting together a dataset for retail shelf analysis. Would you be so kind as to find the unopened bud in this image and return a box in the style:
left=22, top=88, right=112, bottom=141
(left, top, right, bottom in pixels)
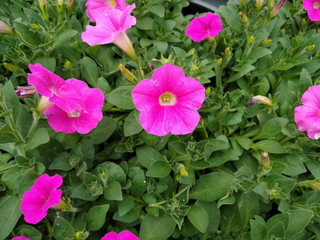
left=261, top=151, right=270, bottom=168
left=270, top=0, right=287, bottom=18
left=307, top=44, right=315, bottom=51
left=240, top=0, right=245, bottom=8
left=64, top=61, right=71, bottom=69
left=249, top=36, right=255, bottom=43
left=0, top=21, right=13, bottom=35
left=67, top=0, right=76, bottom=10
left=256, top=0, right=264, bottom=11
left=39, top=0, right=48, bottom=20
left=75, top=232, right=83, bottom=239
left=58, top=0, right=63, bottom=6
left=32, top=24, right=40, bottom=30
left=312, top=182, right=320, bottom=190
left=118, top=64, right=136, bottom=83
left=195, top=76, right=200, bottom=81
left=217, top=58, right=223, bottom=65
left=192, top=66, right=198, bottom=71
left=178, top=164, right=188, bottom=177
left=189, top=50, right=195, bottom=55
left=4, top=62, right=19, bottom=72
left=205, top=87, right=211, bottom=95
left=225, top=47, right=231, bottom=56
left=261, top=39, right=272, bottom=45
left=250, top=95, right=272, bottom=107
left=16, top=86, right=37, bottom=98
left=207, top=36, right=215, bottom=42
left=238, top=11, right=248, bottom=23
left=302, top=18, right=307, bottom=25
left=269, top=0, right=275, bottom=8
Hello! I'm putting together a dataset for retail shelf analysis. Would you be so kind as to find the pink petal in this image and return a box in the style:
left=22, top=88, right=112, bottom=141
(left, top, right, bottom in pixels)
left=11, top=237, right=30, bottom=240
left=118, top=231, right=140, bottom=240
left=303, top=0, right=316, bottom=10
left=101, top=232, right=118, bottom=240
left=151, top=64, right=186, bottom=93
left=86, top=0, right=127, bottom=22
left=300, top=85, right=320, bottom=109
left=28, top=64, right=64, bottom=97
left=295, top=105, right=320, bottom=132
left=307, top=8, right=320, bottom=21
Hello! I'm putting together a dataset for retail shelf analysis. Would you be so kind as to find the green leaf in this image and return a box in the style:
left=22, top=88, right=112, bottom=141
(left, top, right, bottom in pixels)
left=104, top=181, right=123, bottom=201
left=117, top=198, right=135, bottom=217
left=286, top=209, right=313, bottom=236
left=299, top=68, right=312, bottom=92
left=53, top=29, right=77, bottom=49
left=235, top=136, right=253, bottom=150
left=86, top=204, right=109, bottom=231
left=253, top=118, right=288, bottom=140
left=146, top=161, right=171, bottom=178
left=190, top=172, right=235, bottom=201
left=130, top=168, right=146, bottom=196
left=136, top=146, right=163, bottom=169
left=187, top=205, right=209, bottom=233
left=238, top=191, right=259, bottom=227
left=267, top=221, right=285, bottom=239
left=49, top=153, right=73, bottom=171
left=253, top=140, right=284, bottom=153
left=106, top=85, right=135, bottom=109
left=195, top=201, right=220, bottom=234
left=14, top=21, right=42, bottom=47
left=97, top=77, right=111, bottom=94
left=140, top=212, right=176, bottom=240
left=250, top=218, right=267, bottom=240
left=33, top=57, right=56, bottom=72
left=149, top=4, right=165, bottom=17
left=136, top=17, right=154, bottom=30
left=0, top=195, right=22, bottom=240
left=124, top=110, right=143, bottom=136
left=153, top=40, right=168, bottom=54
left=227, top=64, right=255, bottom=83
left=84, top=117, right=116, bottom=144
left=26, top=128, right=50, bottom=150
left=53, top=217, right=75, bottom=240
left=247, top=47, right=272, bottom=64
left=17, top=225, right=42, bottom=240
left=79, top=56, right=98, bottom=87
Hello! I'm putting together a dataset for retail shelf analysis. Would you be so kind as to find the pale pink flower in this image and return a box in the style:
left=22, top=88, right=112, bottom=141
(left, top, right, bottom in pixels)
left=295, top=85, right=320, bottom=139
left=43, top=79, right=104, bottom=134
left=132, top=64, right=205, bottom=136
left=21, top=174, right=63, bottom=224
left=185, top=13, right=222, bottom=42
left=303, top=0, right=320, bottom=21
left=82, top=4, right=136, bottom=57
left=86, top=0, right=126, bottom=22
left=0, top=20, right=13, bottom=34
left=11, top=237, right=30, bottom=240
left=102, top=231, right=140, bottom=240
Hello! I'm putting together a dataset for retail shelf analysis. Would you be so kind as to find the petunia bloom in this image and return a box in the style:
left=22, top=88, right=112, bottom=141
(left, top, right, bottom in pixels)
left=303, top=0, right=320, bottom=21
left=101, top=230, right=140, bottom=240
left=11, top=237, right=30, bottom=240
left=85, top=0, right=126, bottom=22
left=82, top=4, right=136, bottom=57
left=21, top=174, right=63, bottom=224
left=132, top=64, right=205, bottom=136
left=295, top=85, right=320, bottom=139
left=185, top=13, right=222, bottom=42
left=43, top=79, right=104, bottom=134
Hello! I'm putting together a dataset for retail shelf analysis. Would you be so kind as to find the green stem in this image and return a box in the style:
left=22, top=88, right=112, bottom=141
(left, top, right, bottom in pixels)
left=27, top=115, right=41, bottom=139
left=0, top=164, right=19, bottom=174
left=134, top=57, right=144, bottom=82
left=46, top=219, right=53, bottom=237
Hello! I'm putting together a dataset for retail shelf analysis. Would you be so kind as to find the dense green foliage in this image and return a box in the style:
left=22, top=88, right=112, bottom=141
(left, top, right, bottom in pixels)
left=1, top=0, right=320, bottom=239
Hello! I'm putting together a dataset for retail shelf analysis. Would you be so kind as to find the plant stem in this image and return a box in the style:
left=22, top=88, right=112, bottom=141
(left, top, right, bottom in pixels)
left=134, top=57, right=144, bottom=82
left=27, top=115, right=41, bottom=139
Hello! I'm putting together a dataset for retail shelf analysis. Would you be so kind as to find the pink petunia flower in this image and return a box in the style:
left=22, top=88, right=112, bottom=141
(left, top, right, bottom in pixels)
left=295, top=85, right=320, bottom=139
left=21, top=174, right=63, bottom=224
left=85, top=0, right=126, bottom=22
left=82, top=4, right=136, bottom=57
left=43, top=79, right=104, bottom=134
left=132, top=64, right=205, bottom=136
left=11, top=237, right=30, bottom=240
left=185, top=13, right=222, bottom=42
left=303, top=0, right=320, bottom=21
left=101, top=230, right=140, bottom=240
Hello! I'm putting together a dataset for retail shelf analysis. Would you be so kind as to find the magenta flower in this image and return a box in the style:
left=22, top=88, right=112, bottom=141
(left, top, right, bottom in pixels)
left=185, top=13, right=222, bottom=42
left=11, top=237, right=30, bottom=240
left=82, top=4, right=136, bottom=57
left=132, top=64, right=205, bottom=136
left=101, top=231, right=140, bottom=240
left=295, top=85, right=320, bottom=139
left=85, top=0, right=126, bottom=22
left=303, top=0, right=320, bottom=21
left=43, top=79, right=104, bottom=134
left=21, top=174, right=63, bottom=224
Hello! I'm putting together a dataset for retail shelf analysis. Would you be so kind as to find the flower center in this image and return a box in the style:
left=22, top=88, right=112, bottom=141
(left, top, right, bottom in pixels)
left=159, top=92, right=176, bottom=106
left=68, top=110, right=81, bottom=117
left=314, top=1, right=320, bottom=9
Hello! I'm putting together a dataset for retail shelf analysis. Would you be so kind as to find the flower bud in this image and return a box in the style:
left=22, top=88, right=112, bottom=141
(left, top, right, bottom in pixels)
left=269, top=0, right=275, bottom=8
left=270, top=0, right=287, bottom=18
left=58, top=0, right=63, bottom=6
left=178, top=164, right=188, bottom=177
left=225, top=47, right=231, bottom=56
left=39, top=0, right=48, bottom=20
left=238, top=11, right=249, bottom=23
left=67, top=0, right=76, bottom=11
left=32, top=24, right=40, bottom=30
left=250, top=95, right=272, bottom=107
left=256, top=0, right=264, bottom=11
left=217, top=58, right=223, bottom=65
left=3, top=62, right=19, bottom=72
left=261, top=39, right=272, bottom=45
left=16, top=86, right=37, bottom=97
left=118, top=64, right=136, bottom=83
left=192, top=66, right=198, bottom=71
left=0, top=21, right=13, bottom=35
left=307, top=44, right=315, bottom=51
left=38, top=96, right=53, bottom=113
left=207, top=36, right=215, bottom=42
left=261, top=151, right=270, bottom=168
left=302, top=18, right=307, bottom=25
left=189, top=50, right=195, bottom=55
left=249, top=36, right=255, bottom=44
left=64, top=60, right=71, bottom=69
left=205, top=87, right=211, bottom=95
